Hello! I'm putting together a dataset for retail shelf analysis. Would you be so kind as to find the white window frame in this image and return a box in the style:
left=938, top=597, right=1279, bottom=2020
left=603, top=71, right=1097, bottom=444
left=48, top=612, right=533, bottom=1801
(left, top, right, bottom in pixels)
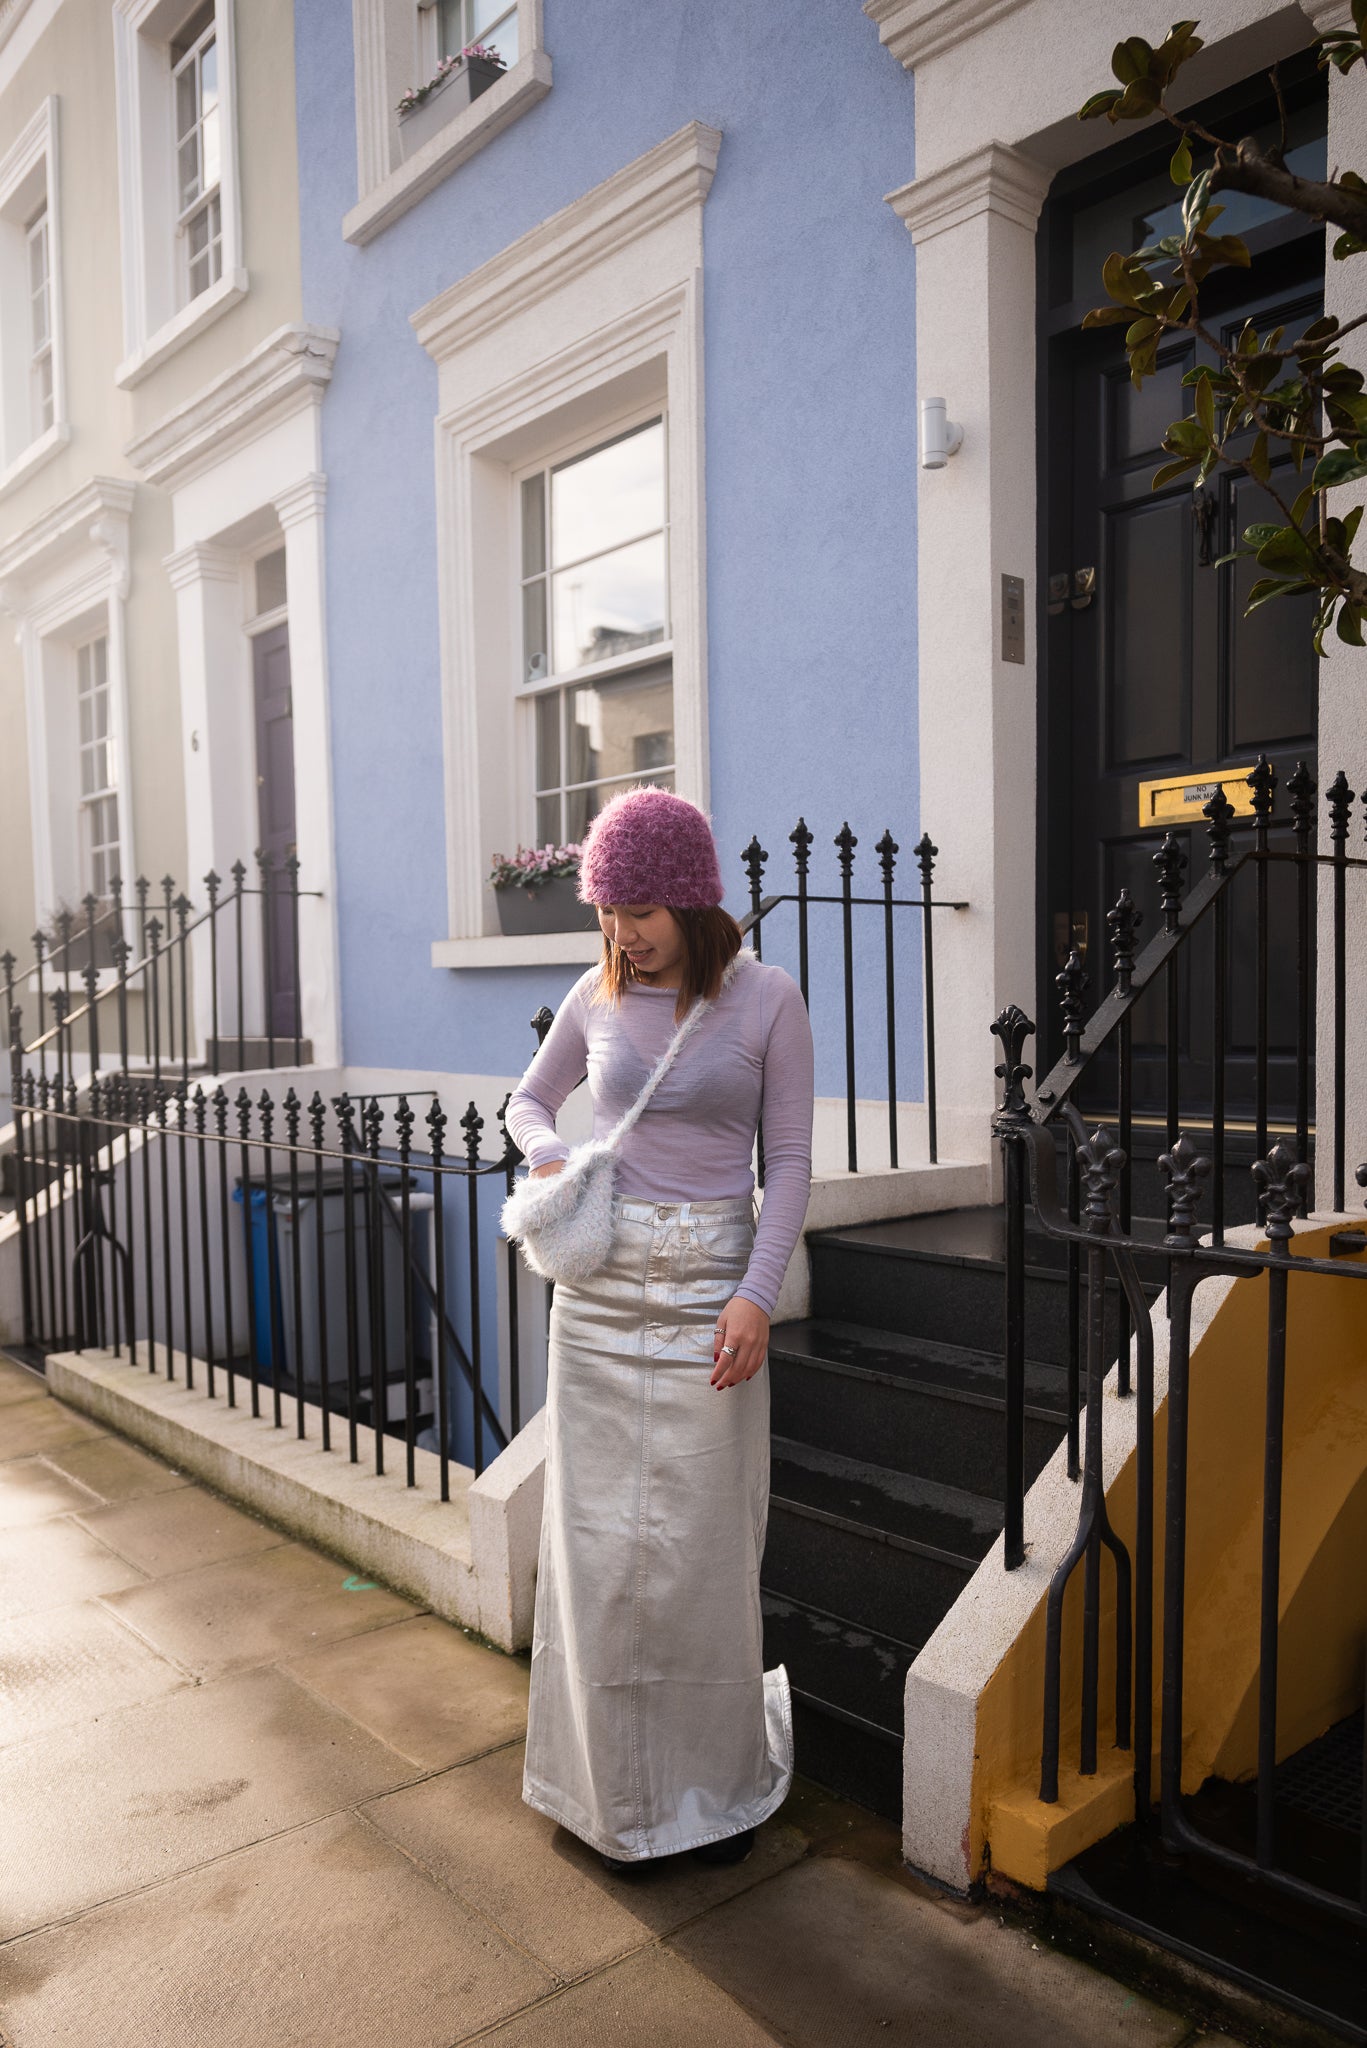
left=419, top=0, right=520, bottom=77
left=0, top=96, right=68, bottom=497
left=345, top=0, right=550, bottom=246
left=513, top=409, right=676, bottom=850
left=413, top=124, right=719, bottom=967
left=112, top=0, right=246, bottom=390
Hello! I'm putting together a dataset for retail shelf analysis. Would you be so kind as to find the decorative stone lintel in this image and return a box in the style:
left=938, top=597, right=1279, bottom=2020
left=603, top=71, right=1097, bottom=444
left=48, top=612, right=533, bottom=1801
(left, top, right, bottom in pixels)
left=412, top=121, right=721, bottom=365
left=124, top=323, right=340, bottom=494
left=0, top=475, right=136, bottom=602
left=864, top=0, right=1033, bottom=71
left=885, top=142, right=1051, bottom=246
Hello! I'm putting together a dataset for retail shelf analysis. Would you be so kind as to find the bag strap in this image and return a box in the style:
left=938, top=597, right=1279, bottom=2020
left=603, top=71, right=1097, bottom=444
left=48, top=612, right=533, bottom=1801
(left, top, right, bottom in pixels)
left=603, top=947, right=749, bottom=1152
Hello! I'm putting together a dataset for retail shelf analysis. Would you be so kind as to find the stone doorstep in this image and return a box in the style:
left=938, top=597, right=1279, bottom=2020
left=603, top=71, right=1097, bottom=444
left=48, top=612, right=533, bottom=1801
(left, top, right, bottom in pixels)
left=771, top=1159, right=991, bottom=1322
left=44, top=1349, right=546, bottom=1654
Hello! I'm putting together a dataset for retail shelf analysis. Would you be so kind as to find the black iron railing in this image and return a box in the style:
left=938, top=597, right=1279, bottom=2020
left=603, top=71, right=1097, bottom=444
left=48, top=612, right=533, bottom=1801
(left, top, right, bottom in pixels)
left=990, top=754, right=1367, bottom=1932
left=8, top=1021, right=526, bottom=1483
left=741, top=820, right=965, bottom=1171
left=3, top=853, right=321, bottom=1091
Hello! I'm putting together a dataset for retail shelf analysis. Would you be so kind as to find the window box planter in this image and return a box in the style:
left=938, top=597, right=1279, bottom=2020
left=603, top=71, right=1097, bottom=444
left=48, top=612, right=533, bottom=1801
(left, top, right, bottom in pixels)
left=494, top=878, right=598, bottom=938
left=398, top=56, right=503, bottom=158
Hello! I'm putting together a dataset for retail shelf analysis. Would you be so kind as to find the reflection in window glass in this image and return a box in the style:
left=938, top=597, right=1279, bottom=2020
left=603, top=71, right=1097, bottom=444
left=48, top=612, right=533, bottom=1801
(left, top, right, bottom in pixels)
left=518, top=420, right=673, bottom=850
left=172, top=7, right=223, bottom=306
left=77, top=636, right=120, bottom=900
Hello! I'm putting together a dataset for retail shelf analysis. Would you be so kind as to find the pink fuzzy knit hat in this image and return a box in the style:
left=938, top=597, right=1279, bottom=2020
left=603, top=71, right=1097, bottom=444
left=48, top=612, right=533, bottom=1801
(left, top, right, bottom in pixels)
left=576, top=786, right=724, bottom=908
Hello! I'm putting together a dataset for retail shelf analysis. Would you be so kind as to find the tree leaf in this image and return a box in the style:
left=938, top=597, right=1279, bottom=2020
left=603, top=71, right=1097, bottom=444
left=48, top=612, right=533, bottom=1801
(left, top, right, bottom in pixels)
left=1312, top=446, right=1367, bottom=489
left=1111, top=35, right=1154, bottom=83
left=1165, top=419, right=1210, bottom=455
left=1336, top=601, right=1365, bottom=645
left=1081, top=304, right=1135, bottom=327
left=1344, top=503, right=1364, bottom=546
left=1079, top=88, right=1124, bottom=120
left=1255, top=526, right=1316, bottom=573
left=1182, top=168, right=1213, bottom=232
left=1292, top=485, right=1316, bottom=527
left=1333, top=230, right=1367, bottom=260
left=1248, top=432, right=1271, bottom=484
left=1152, top=456, right=1200, bottom=487
left=1170, top=137, right=1193, bottom=185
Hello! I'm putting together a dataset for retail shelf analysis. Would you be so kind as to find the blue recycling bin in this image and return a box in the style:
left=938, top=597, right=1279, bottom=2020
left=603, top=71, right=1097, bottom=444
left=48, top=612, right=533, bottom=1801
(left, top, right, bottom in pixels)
left=231, top=1182, right=280, bottom=1375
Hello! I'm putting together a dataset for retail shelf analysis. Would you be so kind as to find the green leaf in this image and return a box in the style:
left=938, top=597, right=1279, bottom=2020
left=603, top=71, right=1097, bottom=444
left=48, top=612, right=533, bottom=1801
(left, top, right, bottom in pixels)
left=1248, top=432, right=1271, bottom=484
left=1152, top=456, right=1200, bottom=487
left=1197, top=231, right=1252, bottom=267
left=1333, top=230, right=1367, bottom=261
left=1102, top=251, right=1147, bottom=307
left=1256, top=526, right=1317, bottom=574
left=1312, top=446, right=1367, bottom=489
left=1344, top=503, right=1364, bottom=546
left=1116, top=76, right=1163, bottom=118
left=1194, top=376, right=1215, bottom=436
left=1182, top=168, right=1214, bottom=235
left=1245, top=576, right=1316, bottom=614
left=1079, top=88, right=1124, bottom=120
left=1292, top=485, right=1316, bottom=527
left=1243, top=523, right=1282, bottom=548
left=1169, top=137, right=1193, bottom=185
left=1081, top=304, right=1135, bottom=327
left=1126, top=315, right=1161, bottom=348
left=1165, top=419, right=1210, bottom=455
left=1337, top=602, right=1365, bottom=645
left=1111, top=35, right=1154, bottom=82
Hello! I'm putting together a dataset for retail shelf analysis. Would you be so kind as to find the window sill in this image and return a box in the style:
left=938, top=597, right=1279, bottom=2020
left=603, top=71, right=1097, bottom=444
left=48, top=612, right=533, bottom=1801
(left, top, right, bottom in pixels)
left=431, top=928, right=601, bottom=970
left=343, top=49, right=552, bottom=248
left=114, top=269, right=249, bottom=392
left=0, top=420, right=70, bottom=502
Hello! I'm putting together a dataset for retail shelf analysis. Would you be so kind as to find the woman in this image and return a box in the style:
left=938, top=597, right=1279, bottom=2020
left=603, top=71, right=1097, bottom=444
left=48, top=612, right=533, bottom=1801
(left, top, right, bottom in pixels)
left=505, top=785, right=814, bottom=1873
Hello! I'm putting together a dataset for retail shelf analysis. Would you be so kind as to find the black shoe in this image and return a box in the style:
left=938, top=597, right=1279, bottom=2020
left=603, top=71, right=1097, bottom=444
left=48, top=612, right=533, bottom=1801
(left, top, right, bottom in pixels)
left=691, top=1828, right=755, bottom=1867
left=599, top=1850, right=644, bottom=1876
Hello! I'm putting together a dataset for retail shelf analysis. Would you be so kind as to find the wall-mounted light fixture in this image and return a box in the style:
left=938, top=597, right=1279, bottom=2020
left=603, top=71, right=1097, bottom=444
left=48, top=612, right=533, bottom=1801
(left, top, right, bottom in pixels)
left=919, top=396, right=964, bottom=471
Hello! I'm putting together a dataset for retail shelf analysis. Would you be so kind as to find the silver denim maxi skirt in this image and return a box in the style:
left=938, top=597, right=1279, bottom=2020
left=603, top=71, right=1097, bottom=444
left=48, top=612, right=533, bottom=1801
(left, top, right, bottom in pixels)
left=522, top=1193, right=793, bottom=1861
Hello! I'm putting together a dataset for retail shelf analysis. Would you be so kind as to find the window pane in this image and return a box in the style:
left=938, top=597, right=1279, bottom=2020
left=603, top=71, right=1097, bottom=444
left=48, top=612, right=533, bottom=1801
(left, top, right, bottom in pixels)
left=78, top=692, right=93, bottom=747
left=535, top=794, right=560, bottom=848
left=254, top=548, right=287, bottom=616
left=92, top=636, right=107, bottom=688
left=201, top=95, right=220, bottom=191
left=472, top=3, right=517, bottom=61
left=565, top=663, right=674, bottom=790
left=522, top=578, right=548, bottom=683
left=178, top=135, right=200, bottom=211
left=436, top=0, right=463, bottom=57
left=566, top=770, right=674, bottom=849
left=552, top=533, right=666, bottom=671
left=551, top=421, right=664, bottom=567
left=534, top=691, right=560, bottom=792
left=80, top=748, right=95, bottom=797
left=176, top=62, right=198, bottom=147
left=521, top=473, right=546, bottom=578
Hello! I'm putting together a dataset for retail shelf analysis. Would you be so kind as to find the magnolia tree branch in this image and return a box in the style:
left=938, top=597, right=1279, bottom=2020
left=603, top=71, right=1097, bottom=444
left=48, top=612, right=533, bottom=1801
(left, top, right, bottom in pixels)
left=1210, top=138, right=1367, bottom=243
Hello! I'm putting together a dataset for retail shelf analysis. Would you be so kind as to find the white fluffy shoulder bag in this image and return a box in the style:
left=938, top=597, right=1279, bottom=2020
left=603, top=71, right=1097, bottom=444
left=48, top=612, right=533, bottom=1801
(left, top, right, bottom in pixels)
left=501, top=950, right=748, bottom=1285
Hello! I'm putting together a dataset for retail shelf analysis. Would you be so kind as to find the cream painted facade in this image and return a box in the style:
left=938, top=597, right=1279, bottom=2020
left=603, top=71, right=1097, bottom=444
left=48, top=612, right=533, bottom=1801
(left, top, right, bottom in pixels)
left=0, top=0, right=338, bottom=1067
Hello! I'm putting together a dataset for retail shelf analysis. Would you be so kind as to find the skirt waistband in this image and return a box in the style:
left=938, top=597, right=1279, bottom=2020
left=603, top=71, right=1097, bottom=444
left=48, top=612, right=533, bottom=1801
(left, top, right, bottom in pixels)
left=612, top=1194, right=754, bottom=1224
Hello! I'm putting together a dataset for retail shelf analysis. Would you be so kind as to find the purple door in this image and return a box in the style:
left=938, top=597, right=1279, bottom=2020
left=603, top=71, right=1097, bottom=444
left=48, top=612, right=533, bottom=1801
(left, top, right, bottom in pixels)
left=252, top=622, right=299, bottom=1043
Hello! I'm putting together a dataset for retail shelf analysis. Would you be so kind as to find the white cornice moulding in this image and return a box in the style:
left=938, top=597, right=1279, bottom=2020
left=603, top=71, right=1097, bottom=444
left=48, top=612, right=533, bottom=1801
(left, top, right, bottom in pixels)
left=1300, top=0, right=1354, bottom=30
left=413, top=121, right=722, bottom=364
left=274, top=472, right=328, bottom=529
left=886, top=142, right=1051, bottom=244
left=125, top=323, right=340, bottom=492
left=0, top=475, right=137, bottom=598
left=0, top=0, right=34, bottom=56
left=864, top=0, right=1033, bottom=70
left=164, top=541, right=239, bottom=591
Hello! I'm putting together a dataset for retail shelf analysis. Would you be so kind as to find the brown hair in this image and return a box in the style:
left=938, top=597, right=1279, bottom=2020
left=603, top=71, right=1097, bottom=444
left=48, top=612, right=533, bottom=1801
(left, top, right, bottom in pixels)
left=592, top=906, right=744, bottom=1022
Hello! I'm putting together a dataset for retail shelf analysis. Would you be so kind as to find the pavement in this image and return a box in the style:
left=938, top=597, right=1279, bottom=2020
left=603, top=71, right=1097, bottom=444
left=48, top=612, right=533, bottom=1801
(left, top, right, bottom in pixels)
left=0, top=1350, right=1242, bottom=2048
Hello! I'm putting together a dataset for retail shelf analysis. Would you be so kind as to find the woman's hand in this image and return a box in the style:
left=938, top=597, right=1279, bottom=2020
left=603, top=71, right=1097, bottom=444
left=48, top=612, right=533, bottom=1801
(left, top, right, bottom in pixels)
left=530, top=1160, right=566, bottom=1179
left=712, top=1297, right=769, bottom=1389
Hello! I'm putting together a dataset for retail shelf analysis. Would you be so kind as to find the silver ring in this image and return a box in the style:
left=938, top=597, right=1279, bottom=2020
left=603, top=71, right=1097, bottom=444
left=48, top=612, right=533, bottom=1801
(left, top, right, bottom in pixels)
left=722, top=1344, right=737, bottom=1357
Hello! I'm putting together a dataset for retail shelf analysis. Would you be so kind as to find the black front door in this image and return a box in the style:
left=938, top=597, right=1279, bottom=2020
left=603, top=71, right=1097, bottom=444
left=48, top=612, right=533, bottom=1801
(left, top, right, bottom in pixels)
left=1041, top=66, right=1326, bottom=1122
left=252, top=622, right=299, bottom=1043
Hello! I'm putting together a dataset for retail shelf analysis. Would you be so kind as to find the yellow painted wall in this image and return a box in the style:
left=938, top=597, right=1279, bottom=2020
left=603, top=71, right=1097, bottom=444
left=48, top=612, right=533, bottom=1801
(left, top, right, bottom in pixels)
left=0, top=0, right=303, bottom=974
left=979, top=1229, right=1367, bottom=1890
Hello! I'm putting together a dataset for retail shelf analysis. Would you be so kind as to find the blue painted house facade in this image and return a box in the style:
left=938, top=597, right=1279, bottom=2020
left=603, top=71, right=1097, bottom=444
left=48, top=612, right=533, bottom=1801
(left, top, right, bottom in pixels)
left=292, top=0, right=929, bottom=1118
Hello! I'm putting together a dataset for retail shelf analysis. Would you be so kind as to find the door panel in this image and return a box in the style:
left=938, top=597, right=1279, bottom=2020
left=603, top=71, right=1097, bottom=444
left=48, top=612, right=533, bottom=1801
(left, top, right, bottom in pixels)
left=252, top=622, right=299, bottom=1043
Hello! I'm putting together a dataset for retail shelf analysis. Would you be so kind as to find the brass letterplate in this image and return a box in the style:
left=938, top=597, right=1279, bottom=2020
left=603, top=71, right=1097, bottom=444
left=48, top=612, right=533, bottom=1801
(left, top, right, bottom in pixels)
left=1137, top=765, right=1258, bottom=828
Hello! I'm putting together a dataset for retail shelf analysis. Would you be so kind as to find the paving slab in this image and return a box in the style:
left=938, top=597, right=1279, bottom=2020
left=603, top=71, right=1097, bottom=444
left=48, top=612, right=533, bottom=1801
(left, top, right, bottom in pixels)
left=0, top=1399, right=105, bottom=1460
left=0, top=1809, right=554, bottom=2048
left=0, top=1664, right=421, bottom=1934
left=0, top=1516, right=147, bottom=1620
left=98, top=1537, right=419, bottom=1678
left=284, top=1612, right=528, bottom=1769
left=0, top=1598, right=186, bottom=1749
left=75, top=1483, right=286, bottom=1576
left=471, top=1944, right=782, bottom=2047
left=363, top=1740, right=808, bottom=1982
left=0, top=1358, right=48, bottom=1409
left=668, top=1855, right=1193, bottom=2048
left=42, top=1433, right=190, bottom=1502
left=0, top=1455, right=102, bottom=1529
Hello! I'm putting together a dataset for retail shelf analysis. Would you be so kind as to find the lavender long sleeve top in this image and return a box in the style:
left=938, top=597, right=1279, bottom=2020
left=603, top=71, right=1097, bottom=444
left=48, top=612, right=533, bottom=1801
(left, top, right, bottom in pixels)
left=504, top=952, right=814, bottom=1318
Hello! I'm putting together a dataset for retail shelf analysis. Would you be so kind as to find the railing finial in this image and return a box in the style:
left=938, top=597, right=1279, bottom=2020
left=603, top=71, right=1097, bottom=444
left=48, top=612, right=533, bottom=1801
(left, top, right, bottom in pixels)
left=1253, top=1141, right=1312, bottom=1249
left=1056, top=947, right=1089, bottom=1062
left=1107, top=887, right=1142, bottom=997
left=991, top=1004, right=1035, bottom=1128
left=1153, top=830, right=1187, bottom=935
left=1158, top=1131, right=1211, bottom=1248
left=1204, top=787, right=1235, bottom=873
left=1076, top=1125, right=1126, bottom=1234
